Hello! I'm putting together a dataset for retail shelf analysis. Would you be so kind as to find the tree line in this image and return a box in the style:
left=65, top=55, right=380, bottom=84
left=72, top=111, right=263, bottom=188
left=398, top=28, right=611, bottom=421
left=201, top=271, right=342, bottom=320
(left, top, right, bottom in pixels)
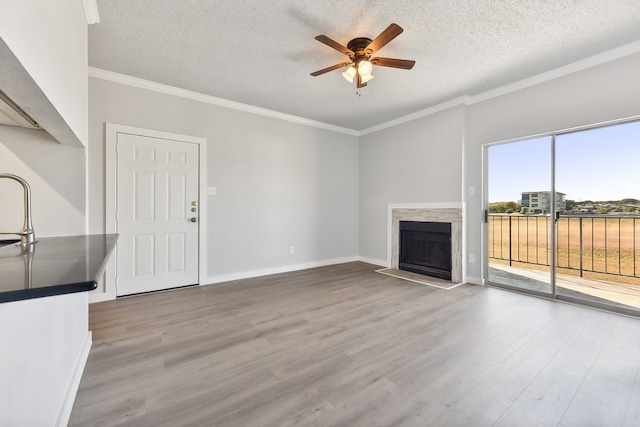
left=489, top=201, right=521, bottom=213
left=490, top=198, right=640, bottom=214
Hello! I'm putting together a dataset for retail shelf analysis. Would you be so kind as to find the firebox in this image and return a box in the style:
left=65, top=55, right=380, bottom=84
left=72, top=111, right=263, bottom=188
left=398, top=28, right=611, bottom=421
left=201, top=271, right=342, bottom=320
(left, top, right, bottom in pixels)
left=399, top=221, right=452, bottom=280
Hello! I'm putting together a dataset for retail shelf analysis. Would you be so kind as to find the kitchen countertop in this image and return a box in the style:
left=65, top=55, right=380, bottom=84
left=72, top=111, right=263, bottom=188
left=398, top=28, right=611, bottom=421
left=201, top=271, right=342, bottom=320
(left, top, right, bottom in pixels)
left=0, top=234, right=118, bottom=303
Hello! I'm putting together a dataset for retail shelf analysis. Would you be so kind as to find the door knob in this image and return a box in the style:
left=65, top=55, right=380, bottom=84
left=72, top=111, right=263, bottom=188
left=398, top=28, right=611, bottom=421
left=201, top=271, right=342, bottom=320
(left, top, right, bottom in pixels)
left=190, top=217, right=197, bottom=223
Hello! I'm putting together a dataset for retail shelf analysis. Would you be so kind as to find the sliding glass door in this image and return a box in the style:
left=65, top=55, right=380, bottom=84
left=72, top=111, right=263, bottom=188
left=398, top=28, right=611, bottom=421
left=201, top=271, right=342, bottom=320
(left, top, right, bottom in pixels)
left=485, top=120, right=640, bottom=315
left=554, top=122, right=640, bottom=312
left=487, top=136, right=554, bottom=296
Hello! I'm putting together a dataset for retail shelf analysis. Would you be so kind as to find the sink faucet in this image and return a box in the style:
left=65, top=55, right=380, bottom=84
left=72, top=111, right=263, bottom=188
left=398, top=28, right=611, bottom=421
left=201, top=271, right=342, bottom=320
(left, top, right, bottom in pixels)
left=0, top=173, right=37, bottom=246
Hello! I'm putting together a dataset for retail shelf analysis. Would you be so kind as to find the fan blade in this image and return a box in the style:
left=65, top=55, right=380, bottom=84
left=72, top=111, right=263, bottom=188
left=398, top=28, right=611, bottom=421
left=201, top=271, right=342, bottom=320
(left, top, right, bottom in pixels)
left=314, top=35, right=354, bottom=57
left=371, top=57, right=416, bottom=70
left=366, top=23, right=403, bottom=55
left=310, top=62, right=352, bottom=77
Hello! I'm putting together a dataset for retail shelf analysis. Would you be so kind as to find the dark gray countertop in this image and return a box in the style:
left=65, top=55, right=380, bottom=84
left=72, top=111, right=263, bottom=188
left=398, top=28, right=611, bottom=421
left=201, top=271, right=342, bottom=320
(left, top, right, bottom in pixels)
left=0, top=234, right=118, bottom=303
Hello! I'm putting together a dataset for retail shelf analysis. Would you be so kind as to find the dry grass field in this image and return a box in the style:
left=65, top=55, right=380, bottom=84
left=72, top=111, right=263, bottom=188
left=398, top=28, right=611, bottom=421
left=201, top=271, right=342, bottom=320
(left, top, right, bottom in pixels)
left=488, top=215, right=640, bottom=287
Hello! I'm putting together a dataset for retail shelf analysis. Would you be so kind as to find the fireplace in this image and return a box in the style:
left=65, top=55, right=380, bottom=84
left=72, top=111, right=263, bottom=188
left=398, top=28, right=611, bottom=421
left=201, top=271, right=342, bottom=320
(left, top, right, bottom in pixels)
left=389, top=205, right=462, bottom=284
left=399, top=221, right=452, bottom=280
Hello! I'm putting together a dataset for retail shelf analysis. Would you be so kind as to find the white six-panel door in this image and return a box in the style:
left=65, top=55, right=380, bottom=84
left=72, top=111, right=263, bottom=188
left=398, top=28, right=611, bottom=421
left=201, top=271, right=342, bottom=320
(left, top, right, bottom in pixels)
left=116, top=133, right=199, bottom=296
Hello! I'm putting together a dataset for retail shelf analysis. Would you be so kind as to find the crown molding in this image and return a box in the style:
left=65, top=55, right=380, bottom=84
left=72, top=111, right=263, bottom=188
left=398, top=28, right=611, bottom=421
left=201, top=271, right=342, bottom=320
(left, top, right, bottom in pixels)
left=468, top=39, right=640, bottom=106
left=88, top=67, right=359, bottom=136
left=359, top=40, right=640, bottom=135
left=89, top=40, right=640, bottom=138
left=359, top=96, right=472, bottom=135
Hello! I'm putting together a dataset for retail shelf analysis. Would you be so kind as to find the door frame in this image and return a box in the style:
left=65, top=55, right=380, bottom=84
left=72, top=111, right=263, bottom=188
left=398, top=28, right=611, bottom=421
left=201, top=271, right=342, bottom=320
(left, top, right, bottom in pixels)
left=481, top=115, right=640, bottom=316
left=99, top=123, right=207, bottom=301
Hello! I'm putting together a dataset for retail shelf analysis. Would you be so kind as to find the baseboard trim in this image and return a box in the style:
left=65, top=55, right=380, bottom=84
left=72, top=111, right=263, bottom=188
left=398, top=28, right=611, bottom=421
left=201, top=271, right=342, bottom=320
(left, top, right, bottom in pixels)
left=358, top=256, right=388, bottom=268
left=464, top=276, right=483, bottom=286
left=204, top=256, right=360, bottom=285
left=88, top=291, right=112, bottom=303
left=56, top=330, right=92, bottom=427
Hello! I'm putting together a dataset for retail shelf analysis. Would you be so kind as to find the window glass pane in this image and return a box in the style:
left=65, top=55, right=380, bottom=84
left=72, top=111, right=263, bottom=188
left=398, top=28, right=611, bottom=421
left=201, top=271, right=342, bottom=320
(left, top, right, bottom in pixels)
left=555, top=120, right=640, bottom=312
left=488, top=136, right=552, bottom=295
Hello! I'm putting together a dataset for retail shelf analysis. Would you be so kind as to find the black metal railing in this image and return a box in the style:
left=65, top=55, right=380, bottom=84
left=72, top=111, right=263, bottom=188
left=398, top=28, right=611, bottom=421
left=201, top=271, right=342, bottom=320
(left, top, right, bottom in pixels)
left=488, top=214, right=640, bottom=279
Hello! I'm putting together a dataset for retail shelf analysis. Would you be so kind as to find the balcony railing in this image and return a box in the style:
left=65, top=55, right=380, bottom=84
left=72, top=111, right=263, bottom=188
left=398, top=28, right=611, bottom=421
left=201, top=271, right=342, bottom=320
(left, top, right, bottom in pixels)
left=488, top=214, right=640, bottom=279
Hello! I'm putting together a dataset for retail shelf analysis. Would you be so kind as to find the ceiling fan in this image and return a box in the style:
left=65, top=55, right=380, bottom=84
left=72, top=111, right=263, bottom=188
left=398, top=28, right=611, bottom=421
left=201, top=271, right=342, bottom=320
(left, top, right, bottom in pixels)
left=310, top=23, right=415, bottom=88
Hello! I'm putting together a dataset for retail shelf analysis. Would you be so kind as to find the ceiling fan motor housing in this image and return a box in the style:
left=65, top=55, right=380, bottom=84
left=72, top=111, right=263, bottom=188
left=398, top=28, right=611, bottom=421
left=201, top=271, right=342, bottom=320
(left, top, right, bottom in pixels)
left=347, top=37, right=373, bottom=60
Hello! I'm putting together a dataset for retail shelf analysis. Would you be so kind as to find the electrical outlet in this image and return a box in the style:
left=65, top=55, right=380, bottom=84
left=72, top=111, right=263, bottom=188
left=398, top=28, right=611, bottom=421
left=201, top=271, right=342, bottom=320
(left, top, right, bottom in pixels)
left=289, top=246, right=295, bottom=254
left=207, top=187, right=216, bottom=196
left=469, top=254, right=476, bottom=264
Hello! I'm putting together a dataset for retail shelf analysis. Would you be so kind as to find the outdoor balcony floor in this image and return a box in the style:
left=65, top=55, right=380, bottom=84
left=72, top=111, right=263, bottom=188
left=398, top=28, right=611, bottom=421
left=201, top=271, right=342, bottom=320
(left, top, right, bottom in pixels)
left=489, top=264, right=640, bottom=312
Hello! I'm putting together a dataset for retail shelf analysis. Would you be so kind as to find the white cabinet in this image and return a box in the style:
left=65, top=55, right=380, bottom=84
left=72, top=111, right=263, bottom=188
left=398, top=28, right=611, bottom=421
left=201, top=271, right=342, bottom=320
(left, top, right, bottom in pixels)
left=0, top=292, right=91, bottom=426
left=0, top=1, right=89, bottom=146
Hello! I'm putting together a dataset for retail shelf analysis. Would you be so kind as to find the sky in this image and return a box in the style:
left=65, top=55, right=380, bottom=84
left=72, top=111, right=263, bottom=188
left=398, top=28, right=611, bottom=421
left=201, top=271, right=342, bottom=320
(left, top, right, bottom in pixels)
left=488, top=120, right=640, bottom=203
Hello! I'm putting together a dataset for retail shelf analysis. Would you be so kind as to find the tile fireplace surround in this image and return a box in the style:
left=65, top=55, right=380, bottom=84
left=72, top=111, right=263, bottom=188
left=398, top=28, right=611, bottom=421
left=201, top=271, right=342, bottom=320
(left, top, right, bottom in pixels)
left=388, top=204, right=462, bottom=283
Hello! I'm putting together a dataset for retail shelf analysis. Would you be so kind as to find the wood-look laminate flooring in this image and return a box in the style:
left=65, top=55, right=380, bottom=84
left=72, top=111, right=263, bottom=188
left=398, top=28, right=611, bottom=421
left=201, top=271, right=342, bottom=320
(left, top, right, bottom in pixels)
left=69, top=262, right=640, bottom=427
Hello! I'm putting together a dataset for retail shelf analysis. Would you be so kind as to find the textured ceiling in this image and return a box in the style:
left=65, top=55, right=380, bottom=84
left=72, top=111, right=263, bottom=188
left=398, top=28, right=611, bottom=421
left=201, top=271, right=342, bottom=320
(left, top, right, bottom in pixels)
left=89, top=0, right=640, bottom=131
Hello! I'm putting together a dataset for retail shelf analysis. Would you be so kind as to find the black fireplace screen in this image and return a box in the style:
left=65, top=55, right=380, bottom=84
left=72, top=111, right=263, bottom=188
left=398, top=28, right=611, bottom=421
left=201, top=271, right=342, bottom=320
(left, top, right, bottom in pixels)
left=399, top=221, right=452, bottom=280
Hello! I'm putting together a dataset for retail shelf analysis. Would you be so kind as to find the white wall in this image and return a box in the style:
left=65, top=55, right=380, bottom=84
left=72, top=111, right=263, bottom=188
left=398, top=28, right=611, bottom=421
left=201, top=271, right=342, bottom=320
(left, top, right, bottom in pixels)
left=0, top=127, right=86, bottom=237
left=0, top=0, right=88, bottom=146
left=88, top=77, right=360, bottom=285
left=357, top=51, right=640, bottom=283
left=0, top=0, right=89, bottom=237
left=464, top=51, right=640, bottom=283
left=358, top=105, right=465, bottom=264
left=3, top=25, right=638, bottom=292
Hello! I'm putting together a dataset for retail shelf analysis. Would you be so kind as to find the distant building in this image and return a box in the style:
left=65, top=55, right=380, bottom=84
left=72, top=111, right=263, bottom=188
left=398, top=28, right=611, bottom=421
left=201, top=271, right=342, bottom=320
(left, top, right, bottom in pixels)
left=520, top=191, right=566, bottom=213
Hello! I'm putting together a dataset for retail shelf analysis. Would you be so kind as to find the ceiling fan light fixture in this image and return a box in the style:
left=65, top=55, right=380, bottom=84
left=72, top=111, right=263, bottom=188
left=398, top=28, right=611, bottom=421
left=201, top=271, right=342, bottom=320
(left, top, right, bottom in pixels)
left=360, top=73, right=374, bottom=84
left=357, top=59, right=373, bottom=76
left=342, top=66, right=356, bottom=83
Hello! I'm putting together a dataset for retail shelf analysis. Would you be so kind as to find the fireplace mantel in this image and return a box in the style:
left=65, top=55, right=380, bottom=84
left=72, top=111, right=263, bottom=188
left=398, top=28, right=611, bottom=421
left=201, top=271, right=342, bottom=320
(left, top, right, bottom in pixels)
left=387, top=203, right=462, bottom=283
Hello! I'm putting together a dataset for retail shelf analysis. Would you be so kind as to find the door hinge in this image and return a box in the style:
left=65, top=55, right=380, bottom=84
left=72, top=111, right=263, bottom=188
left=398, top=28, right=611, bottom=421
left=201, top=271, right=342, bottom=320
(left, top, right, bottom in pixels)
left=483, top=210, right=488, bottom=223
